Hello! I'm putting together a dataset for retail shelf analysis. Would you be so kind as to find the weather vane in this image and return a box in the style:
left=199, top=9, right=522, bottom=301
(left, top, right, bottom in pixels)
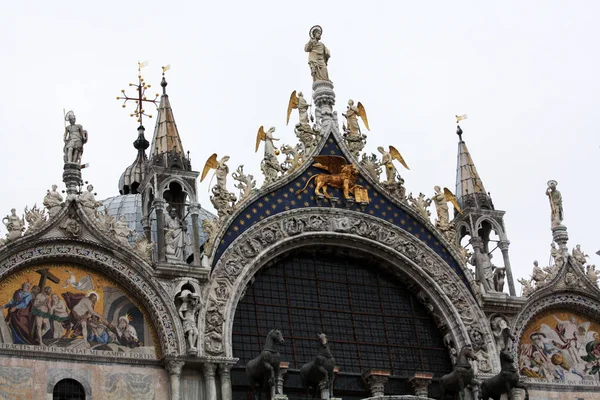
left=116, top=61, right=160, bottom=125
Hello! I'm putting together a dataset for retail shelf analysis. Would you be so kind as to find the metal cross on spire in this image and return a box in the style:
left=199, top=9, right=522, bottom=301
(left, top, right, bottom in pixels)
left=116, top=61, right=160, bottom=125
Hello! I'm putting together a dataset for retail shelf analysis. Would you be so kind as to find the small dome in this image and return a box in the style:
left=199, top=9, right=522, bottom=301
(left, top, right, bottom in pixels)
left=98, top=194, right=216, bottom=247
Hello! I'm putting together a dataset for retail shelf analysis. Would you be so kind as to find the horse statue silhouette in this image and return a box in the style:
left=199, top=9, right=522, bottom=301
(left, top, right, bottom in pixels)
left=300, top=333, right=336, bottom=398
left=439, top=344, right=478, bottom=400
left=245, top=329, right=285, bottom=400
left=480, top=350, right=529, bottom=400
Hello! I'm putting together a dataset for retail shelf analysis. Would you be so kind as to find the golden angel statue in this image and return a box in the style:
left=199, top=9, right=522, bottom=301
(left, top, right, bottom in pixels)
left=377, top=146, right=409, bottom=184
left=431, top=186, right=462, bottom=228
left=343, top=100, right=369, bottom=136
left=201, top=154, right=230, bottom=191
left=201, top=153, right=236, bottom=219
left=286, top=90, right=311, bottom=127
left=296, top=155, right=368, bottom=203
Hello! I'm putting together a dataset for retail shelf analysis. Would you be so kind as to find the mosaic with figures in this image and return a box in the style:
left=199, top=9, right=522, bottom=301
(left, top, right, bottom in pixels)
left=0, top=264, right=157, bottom=359
left=519, top=309, right=600, bottom=381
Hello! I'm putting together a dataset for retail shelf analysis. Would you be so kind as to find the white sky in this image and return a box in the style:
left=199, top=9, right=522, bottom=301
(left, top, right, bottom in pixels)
left=1, top=1, right=598, bottom=292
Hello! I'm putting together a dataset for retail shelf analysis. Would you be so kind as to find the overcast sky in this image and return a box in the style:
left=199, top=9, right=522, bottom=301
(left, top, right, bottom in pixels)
left=1, top=1, right=598, bottom=292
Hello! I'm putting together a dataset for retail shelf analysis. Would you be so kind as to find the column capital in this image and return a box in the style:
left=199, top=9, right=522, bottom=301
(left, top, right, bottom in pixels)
left=166, top=360, right=185, bottom=376
left=408, top=372, right=433, bottom=397
left=498, top=240, right=510, bottom=251
left=362, top=369, right=389, bottom=398
left=153, top=198, right=166, bottom=209
left=218, top=363, right=233, bottom=376
left=203, top=362, right=218, bottom=378
left=469, top=236, right=484, bottom=249
left=188, top=203, right=202, bottom=216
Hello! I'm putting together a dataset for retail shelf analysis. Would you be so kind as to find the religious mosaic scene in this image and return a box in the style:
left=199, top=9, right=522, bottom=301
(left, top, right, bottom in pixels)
left=0, top=16, right=598, bottom=400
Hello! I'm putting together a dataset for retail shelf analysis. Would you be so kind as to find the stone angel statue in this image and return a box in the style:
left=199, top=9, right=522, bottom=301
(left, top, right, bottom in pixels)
left=286, top=90, right=311, bottom=127
left=342, top=100, right=369, bottom=136
left=201, top=153, right=230, bottom=191
left=431, top=186, right=462, bottom=228
left=377, top=145, right=410, bottom=184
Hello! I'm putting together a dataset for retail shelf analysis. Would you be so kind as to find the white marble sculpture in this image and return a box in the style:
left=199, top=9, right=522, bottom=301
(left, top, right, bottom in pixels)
left=43, top=184, right=64, bottom=218
left=432, top=186, right=450, bottom=228
left=572, top=244, right=589, bottom=266
left=63, top=111, right=88, bottom=164
left=24, top=204, right=47, bottom=234
left=79, top=185, right=102, bottom=219
left=304, top=25, right=330, bottom=82
left=164, top=207, right=190, bottom=262
left=114, top=215, right=133, bottom=247
left=586, top=265, right=598, bottom=287
left=470, top=247, right=495, bottom=293
left=546, top=180, right=563, bottom=228
left=407, top=193, right=432, bottom=219
left=491, top=316, right=515, bottom=354
left=178, top=290, right=202, bottom=353
left=2, top=208, right=25, bottom=241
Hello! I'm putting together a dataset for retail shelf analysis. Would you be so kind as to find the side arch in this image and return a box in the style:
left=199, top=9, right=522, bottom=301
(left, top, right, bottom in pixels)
left=200, top=209, right=498, bottom=372
left=0, top=239, right=186, bottom=357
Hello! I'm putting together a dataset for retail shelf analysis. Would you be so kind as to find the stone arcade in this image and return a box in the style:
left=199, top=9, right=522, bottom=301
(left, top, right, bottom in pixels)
left=0, top=26, right=599, bottom=400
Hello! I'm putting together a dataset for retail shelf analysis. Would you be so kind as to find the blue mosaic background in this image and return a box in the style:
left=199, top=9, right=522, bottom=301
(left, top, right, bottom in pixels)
left=214, top=134, right=468, bottom=286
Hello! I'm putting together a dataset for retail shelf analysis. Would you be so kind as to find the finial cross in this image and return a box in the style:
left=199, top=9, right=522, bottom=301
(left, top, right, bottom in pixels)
left=116, top=61, right=159, bottom=125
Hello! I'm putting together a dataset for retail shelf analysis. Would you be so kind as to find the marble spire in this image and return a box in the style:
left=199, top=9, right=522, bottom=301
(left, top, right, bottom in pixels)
left=455, top=125, right=490, bottom=210
left=149, top=76, right=186, bottom=162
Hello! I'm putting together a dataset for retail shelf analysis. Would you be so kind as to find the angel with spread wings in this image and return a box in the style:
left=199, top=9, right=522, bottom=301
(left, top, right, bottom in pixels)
left=296, top=155, right=361, bottom=201
left=255, top=126, right=279, bottom=158
left=201, top=153, right=230, bottom=191
left=432, top=186, right=462, bottom=228
left=286, top=91, right=311, bottom=127
left=342, top=100, right=369, bottom=136
left=377, top=146, right=409, bottom=184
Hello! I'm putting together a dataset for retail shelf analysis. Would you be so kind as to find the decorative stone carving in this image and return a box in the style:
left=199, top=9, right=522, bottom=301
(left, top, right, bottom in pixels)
left=360, top=153, right=382, bottom=182
left=407, top=192, right=431, bottom=219
left=572, top=244, right=589, bottom=266
left=178, top=290, right=201, bottom=354
left=2, top=208, right=25, bottom=241
left=208, top=156, right=237, bottom=220
left=550, top=242, right=565, bottom=269
left=43, top=184, right=64, bottom=218
left=546, top=180, right=563, bottom=228
left=114, top=215, right=133, bottom=247
left=517, top=278, right=534, bottom=297
left=257, top=126, right=286, bottom=187
left=232, top=165, right=257, bottom=202
left=305, top=25, right=330, bottom=82
left=469, top=327, right=492, bottom=373
left=444, top=333, right=458, bottom=365
left=586, top=265, right=598, bottom=287
left=202, top=218, right=219, bottom=257
left=59, top=209, right=82, bottom=237
left=24, top=204, right=47, bottom=234
left=95, top=210, right=115, bottom=234
left=63, top=110, right=88, bottom=164
left=204, top=210, right=492, bottom=369
left=408, top=372, right=433, bottom=397
left=342, top=131, right=367, bottom=158
left=490, top=316, right=515, bottom=355
left=78, top=184, right=102, bottom=219
left=280, top=143, right=304, bottom=174
left=134, top=235, right=153, bottom=262
left=362, top=370, right=389, bottom=398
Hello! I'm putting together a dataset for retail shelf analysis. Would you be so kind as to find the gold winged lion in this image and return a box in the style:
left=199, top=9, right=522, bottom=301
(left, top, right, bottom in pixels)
left=296, top=155, right=362, bottom=201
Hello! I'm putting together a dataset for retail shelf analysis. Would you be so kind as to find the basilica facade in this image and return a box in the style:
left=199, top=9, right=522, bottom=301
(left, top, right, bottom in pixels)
left=0, top=26, right=598, bottom=400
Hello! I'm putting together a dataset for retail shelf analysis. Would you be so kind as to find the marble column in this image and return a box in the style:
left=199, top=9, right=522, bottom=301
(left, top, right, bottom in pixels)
left=408, top=372, right=433, bottom=397
left=277, top=362, right=289, bottom=395
left=498, top=240, right=516, bottom=296
left=189, top=203, right=202, bottom=267
left=154, top=198, right=166, bottom=262
left=203, top=363, right=218, bottom=400
left=219, top=364, right=233, bottom=400
left=362, top=369, right=389, bottom=398
left=167, top=360, right=185, bottom=400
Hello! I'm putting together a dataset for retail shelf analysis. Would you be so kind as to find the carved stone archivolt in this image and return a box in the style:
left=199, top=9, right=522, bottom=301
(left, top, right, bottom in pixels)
left=199, top=209, right=498, bottom=372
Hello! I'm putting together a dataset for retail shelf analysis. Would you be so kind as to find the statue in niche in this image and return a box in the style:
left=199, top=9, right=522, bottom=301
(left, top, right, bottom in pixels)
left=493, top=267, right=506, bottom=292
left=43, top=184, right=64, bottom=218
left=469, top=247, right=495, bottom=293
left=164, top=207, right=190, bottom=262
left=2, top=208, right=25, bottom=241
left=491, top=316, right=515, bottom=355
left=63, top=110, right=88, bottom=164
left=178, top=289, right=201, bottom=353
left=546, top=180, right=563, bottom=228
left=78, top=185, right=102, bottom=218
left=304, top=25, right=330, bottom=82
